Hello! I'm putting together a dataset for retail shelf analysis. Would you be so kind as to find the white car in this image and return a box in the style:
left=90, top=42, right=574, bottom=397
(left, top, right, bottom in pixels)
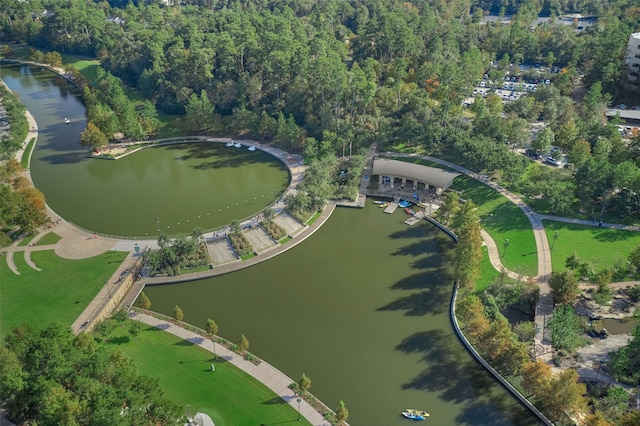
left=544, top=157, right=560, bottom=167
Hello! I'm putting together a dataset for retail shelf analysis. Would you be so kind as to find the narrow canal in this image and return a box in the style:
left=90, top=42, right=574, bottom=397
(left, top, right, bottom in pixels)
left=2, top=63, right=541, bottom=425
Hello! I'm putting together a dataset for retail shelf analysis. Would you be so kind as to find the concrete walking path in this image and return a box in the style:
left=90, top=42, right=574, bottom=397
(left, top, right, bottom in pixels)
left=130, top=311, right=332, bottom=426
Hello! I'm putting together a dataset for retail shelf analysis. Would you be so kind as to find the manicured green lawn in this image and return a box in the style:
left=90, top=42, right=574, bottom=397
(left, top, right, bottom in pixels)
left=36, top=231, right=61, bottom=246
left=392, top=157, right=538, bottom=276
left=543, top=221, right=640, bottom=273
left=476, top=246, right=500, bottom=292
left=449, top=176, right=538, bottom=277
left=0, top=250, right=127, bottom=339
left=106, top=322, right=311, bottom=426
left=66, top=57, right=100, bottom=83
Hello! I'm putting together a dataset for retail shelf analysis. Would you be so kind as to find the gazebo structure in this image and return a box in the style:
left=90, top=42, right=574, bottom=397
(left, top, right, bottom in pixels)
left=370, top=157, right=459, bottom=200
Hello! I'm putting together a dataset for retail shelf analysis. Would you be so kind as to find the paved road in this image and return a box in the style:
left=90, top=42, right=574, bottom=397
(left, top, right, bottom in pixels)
left=131, top=311, right=331, bottom=426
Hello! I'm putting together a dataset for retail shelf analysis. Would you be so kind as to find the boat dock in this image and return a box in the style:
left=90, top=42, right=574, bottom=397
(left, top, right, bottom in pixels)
left=384, top=202, right=398, bottom=214
left=404, top=210, right=425, bottom=225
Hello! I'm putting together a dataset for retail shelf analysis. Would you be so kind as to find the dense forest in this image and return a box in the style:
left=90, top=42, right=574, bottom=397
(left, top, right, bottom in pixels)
left=2, top=0, right=640, bottom=222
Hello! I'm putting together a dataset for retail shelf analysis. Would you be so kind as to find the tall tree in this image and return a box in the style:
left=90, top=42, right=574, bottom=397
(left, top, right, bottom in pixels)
left=549, top=270, right=579, bottom=305
left=79, top=121, right=109, bottom=152
left=172, top=305, right=184, bottom=322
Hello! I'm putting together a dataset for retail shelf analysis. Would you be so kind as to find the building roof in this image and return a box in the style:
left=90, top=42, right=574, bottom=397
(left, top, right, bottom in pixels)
left=372, top=158, right=460, bottom=188
left=606, top=108, right=640, bottom=121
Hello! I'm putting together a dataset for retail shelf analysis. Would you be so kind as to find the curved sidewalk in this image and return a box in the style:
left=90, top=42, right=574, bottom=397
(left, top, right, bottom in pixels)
left=130, top=311, right=331, bottom=426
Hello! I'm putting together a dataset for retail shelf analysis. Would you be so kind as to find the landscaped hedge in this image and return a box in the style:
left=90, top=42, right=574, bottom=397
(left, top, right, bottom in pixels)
left=261, top=219, right=286, bottom=240
left=228, top=232, right=254, bottom=257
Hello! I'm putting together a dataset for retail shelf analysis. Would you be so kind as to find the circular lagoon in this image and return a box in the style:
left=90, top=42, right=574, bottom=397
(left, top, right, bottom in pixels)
left=1, top=64, right=289, bottom=237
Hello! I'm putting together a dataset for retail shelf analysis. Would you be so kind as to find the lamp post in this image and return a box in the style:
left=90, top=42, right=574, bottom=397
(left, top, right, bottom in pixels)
left=296, top=397, right=301, bottom=421
left=502, top=239, right=510, bottom=258
left=552, top=231, right=559, bottom=250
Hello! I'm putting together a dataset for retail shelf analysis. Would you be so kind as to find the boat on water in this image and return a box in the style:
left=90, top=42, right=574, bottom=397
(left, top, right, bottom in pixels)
left=226, top=142, right=234, bottom=147
left=247, top=146, right=256, bottom=151
left=405, top=409, right=429, bottom=417
left=404, top=208, right=415, bottom=215
left=398, top=200, right=411, bottom=208
left=402, top=409, right=429, bottom=420
left=379, top=202, right=389, bottom=208
left=234, top=143, right=242, bottom=148
left=64, top=118, right=70, bottom=124
left=401, top=411, right=426, bottom=421
left=373, top=200, right=386, bottom=205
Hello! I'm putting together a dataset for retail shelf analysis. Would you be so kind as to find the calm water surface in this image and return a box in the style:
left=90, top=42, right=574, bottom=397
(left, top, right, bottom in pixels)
left=2, top=63, right=540, bottom=425
left=1, top=64, right=289, bottom=237
left=146, top=206, right=540, bottom=426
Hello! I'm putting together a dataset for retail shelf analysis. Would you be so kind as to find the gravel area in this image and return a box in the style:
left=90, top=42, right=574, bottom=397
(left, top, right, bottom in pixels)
left=273, top=212, right=305, bottom=236
left=243, top=227, right=277, bottom=254
left=207, top=238, right=238, bottom=266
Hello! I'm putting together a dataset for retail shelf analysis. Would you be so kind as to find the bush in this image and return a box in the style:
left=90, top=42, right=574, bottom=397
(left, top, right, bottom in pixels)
left=228, top=232, right=253, bottom=257
left=261, top=219, right=286, bottom=240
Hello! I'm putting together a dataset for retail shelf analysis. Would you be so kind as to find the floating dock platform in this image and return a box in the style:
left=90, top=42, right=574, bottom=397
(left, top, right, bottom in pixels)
left=384, top=202, right=399, bottom=214
left=404, top=210, right=425, bottom=225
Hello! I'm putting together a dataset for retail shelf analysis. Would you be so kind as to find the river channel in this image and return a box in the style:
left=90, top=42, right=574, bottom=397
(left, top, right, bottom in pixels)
left=1, top=64, right=540, bottom=425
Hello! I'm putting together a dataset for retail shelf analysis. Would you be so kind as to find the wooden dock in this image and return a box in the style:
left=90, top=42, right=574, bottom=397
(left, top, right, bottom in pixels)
left=384, top=202, right=398, bottom=214
left=404, top=210, right=425, bottom=225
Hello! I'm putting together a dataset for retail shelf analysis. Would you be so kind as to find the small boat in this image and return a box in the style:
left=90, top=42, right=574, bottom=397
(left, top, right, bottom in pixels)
left=379, top=202, right=389, bottom=208
left=401, top=411, right=426, bottom=421
left=64, top=118, right=70, bottom=124
left=405, top=409, right=429, bottom=417
left=247, top=146, right=256, bottom=151
left=233, top=143, right=242, bottom=148
left=373, top=200, right=385, bottom=205
left=404, top=208, right=415, bottom=215
left=398, top=200, right=411, bottom=208
left=226, top=142, right=234, bottom=147
left=416, top=202, right=429, bottom=208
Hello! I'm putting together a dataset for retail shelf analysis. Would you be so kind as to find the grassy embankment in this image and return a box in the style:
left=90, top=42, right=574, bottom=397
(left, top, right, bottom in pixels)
left=0, top=250, right=127, bottom=339
left=105, top=320, right=312, bottom=426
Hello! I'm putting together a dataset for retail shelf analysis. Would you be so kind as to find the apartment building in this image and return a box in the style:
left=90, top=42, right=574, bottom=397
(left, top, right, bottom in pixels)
left=626, top=32, right=640, bottom=84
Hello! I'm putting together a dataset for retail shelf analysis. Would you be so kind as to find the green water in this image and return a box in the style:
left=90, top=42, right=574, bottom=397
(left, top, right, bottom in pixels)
left=1, top=64, right=289, bottom=237
left=2, top=63, right=540, bottom=425
left=145, top=206, right=540, bottom=426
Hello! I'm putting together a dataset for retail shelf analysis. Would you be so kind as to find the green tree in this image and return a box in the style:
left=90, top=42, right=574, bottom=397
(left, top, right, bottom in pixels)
left=137, top=291, right=151, bottom=310
left=531, top=127, right=554, bottom=156
left=335, top=400, right=349, bottom=425
left=205, top=318, right=218, bottom=337
left=0, top=323, right=180, bottom=425
left=549, top=270, right=579, bottom=305
left=547, top=305, right=585, bottom=352
left=238, top=334, right=250, bottom=355
left=184, top=90, right=215, bottom=132
left=172, top=305, right=184, bottom=322
left=79, top=121, right=109, bottom=152
left=298, top=373, right=311, bottom=394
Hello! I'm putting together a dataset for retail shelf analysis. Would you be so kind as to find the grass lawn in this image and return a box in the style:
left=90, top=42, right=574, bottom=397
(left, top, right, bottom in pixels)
left=105, top=322, right=311, bottom=426
left=476, top=246, right=501, bottom=292
left=62, top=55, right=100, bottom=83
left=0, top=250, right=127, bottom=340
left=543, top=221, right=640, bottom=273
left=392, top=157, right=538, bottom=276
left=36, top=231, right=62, bottom=246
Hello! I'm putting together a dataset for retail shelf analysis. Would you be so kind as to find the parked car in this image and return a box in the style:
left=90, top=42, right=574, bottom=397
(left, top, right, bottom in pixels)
left=544, top=157, right=560, bottom=167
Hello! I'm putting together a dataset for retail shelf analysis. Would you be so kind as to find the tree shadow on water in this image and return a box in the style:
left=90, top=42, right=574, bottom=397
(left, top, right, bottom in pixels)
left=378, top=284, right=449, bottom=316
left=397, top=330, right=539, bottom=425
